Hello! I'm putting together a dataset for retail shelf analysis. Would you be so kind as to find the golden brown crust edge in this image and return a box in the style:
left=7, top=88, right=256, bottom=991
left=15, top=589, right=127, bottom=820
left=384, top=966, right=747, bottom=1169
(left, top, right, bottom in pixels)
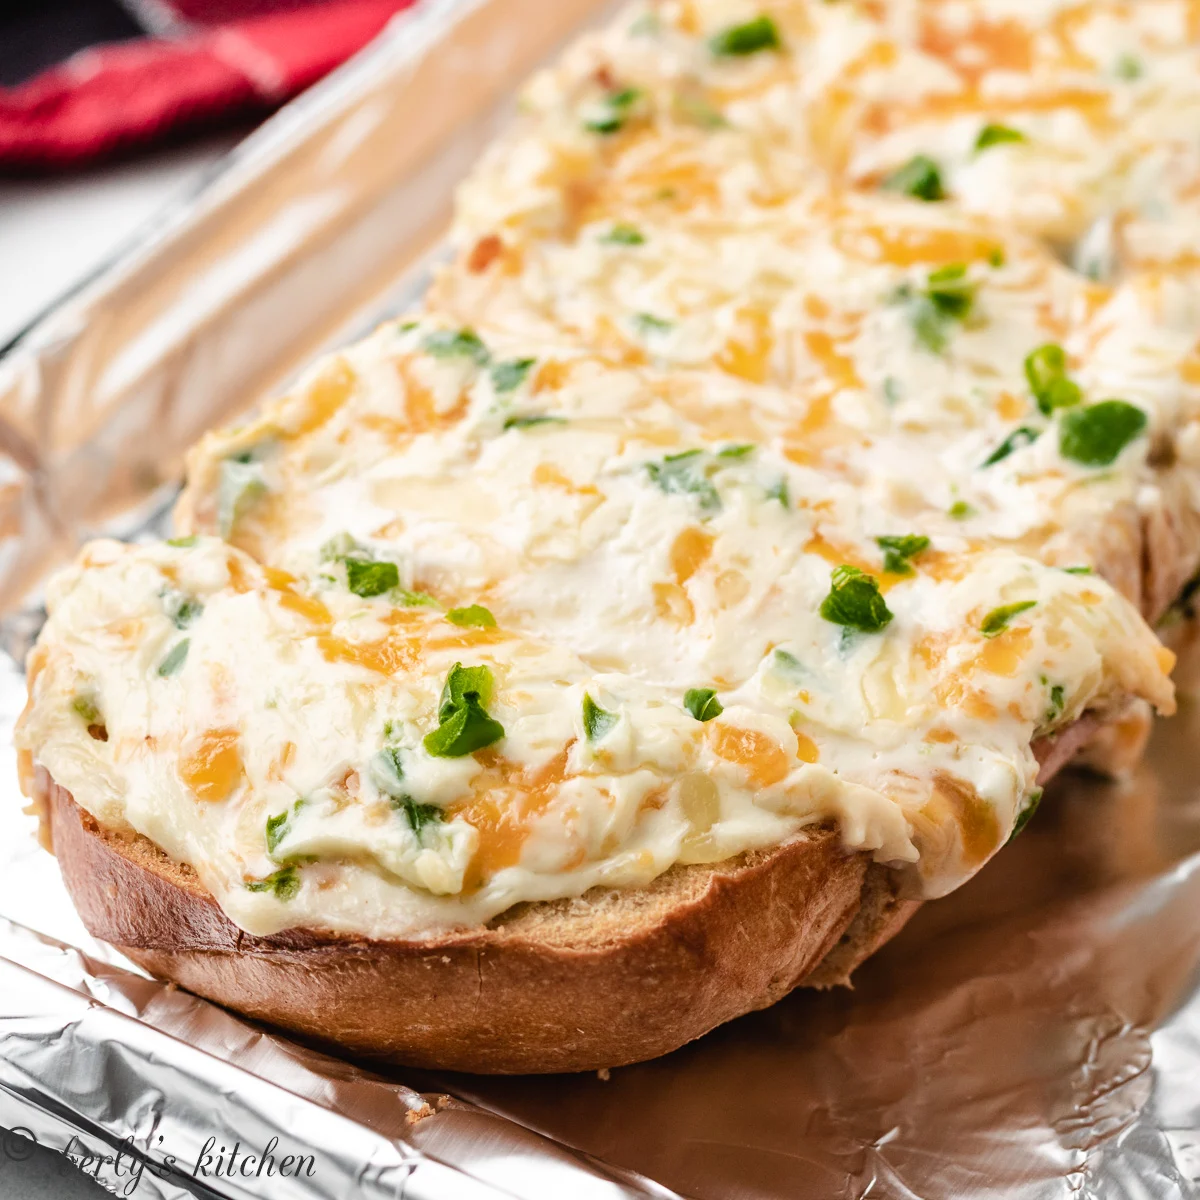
left=43, top=773, right=914, bottom=1073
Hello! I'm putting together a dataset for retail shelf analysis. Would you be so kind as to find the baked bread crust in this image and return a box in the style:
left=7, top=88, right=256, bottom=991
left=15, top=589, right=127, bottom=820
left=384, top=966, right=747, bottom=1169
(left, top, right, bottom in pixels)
left=34, top=709, right=1107, bottom=1073
left=41, top=772, right=917, bottom=1073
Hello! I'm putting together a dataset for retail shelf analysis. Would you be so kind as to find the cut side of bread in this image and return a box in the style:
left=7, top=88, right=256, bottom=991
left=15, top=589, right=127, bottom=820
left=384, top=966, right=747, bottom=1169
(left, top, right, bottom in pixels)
left=43, top=774, right=911, bottom=1073
left=38, top=706, right=1101, bottom=1074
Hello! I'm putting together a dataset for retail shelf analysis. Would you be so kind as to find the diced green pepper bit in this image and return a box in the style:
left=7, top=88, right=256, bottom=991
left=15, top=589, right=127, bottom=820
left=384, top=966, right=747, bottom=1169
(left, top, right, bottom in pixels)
left=633, top=311, right=673, bottom=336
left=646, top=451, right=722, bottom=515
left=503, top=414, right=567, bottom=430
left=709, top=15, right=782, bottom=57
left=1024, top=343, right=1082, bottom=415
left=217, top=455, right=267, bottom=539
left=490, top=357, right=536, bottom=393
left=1008, top=789, right=1043, bottom=842
left=980, top=600, right=1037, bottom=638
left=882, top=155, right=945, bottom=202
left=345, top=558, right=400, bottom=598
left=424, top=663, right=505, bottom=758
left=265, top=806, right=297, bottom=857
left=446, top=604, right=496, bottom=628
left=157, top=639, right=190, bottom=677
left=683, top=687, right=724, bottom=722
left=583, top=86, right=644, bottom=134
left=422, top=328, right=490, bottom=364
left=1058, top=400, right=1147, bottom=467
left=877, top=534, right=930, bottom=576
left=164, top=591, right=203, bottom=629
left=925, top=263, right=975, bottom=318
left=396, top=796, right=442, bottom=836
left=975, top=123, right=1026, bottom=152
left=367, top=747, right=442, bottom=836
left=819, top=566, right=893, bottom=633
left=246, top=866, right=300, bottom=901
left=982, top=425, right=1040, bottom=467
left=583, top=693, right=619, bottom=741
left=72, top=694, right=102, bottom=725
left=601, top=224, right=645, bottom=245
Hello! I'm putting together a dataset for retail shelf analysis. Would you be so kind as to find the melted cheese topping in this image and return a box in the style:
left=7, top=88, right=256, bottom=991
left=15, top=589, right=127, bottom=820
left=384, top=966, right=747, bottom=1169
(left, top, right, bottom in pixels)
left=453, top=0, right=1200, bottom=280
left=435, top=197, right=1200, bottom=601
left=17, top=0, right=1195, bottom=943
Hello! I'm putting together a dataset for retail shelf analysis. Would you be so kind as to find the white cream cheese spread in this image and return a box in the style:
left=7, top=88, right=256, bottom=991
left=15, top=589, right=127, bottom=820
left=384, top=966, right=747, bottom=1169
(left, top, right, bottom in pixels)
left=16, top=0, right=1196, bottom=943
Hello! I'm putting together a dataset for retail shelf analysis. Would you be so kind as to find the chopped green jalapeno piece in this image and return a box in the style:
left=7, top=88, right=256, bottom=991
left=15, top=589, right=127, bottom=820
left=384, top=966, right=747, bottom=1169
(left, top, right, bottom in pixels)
left=601, top=224, right=645, bottom=245
left=709, top=15, right=782, bottom=56
left=632, top=311, right=673, bottom=336
left=948, top=500, right=975, bottom=518
left=1024, top=343, right=1082, bottom=414
left=926, top=263, right=975, bottom=318
left=265, top=801, right=307, bottom=858
left=583, top=693, right=619, bottom=741
left=503, top=414, right=566, bottom=430
left=1008, top=789, right=1043, bottom=842
left=876, top=534, right=930, bottom=576
left=1063, top=565, right=1094, bottom=575
left=217, top=454, right=267, bottom=538
left=157, top=639, right=190, bottom=677
left=765, top=476, right=789, bottom=507
left=370, top=745, right=406, bottom=795
left=819, top=565, right=893, bottom=633
left=683, top=688, right=724, bottom=722
left=490, top=357, right=536, bottom=393
left=398, top=589, right=439, bottom=608
left=980, top=600, right=1037, bottom=637
left=646, top=450, right=722, bottom=515
left=367, top=748, right=441, bottom=835
left=975, top=123, right=1025, bottom=152
left=902, top=264, right=975, bottom=352
left=1045, top=682, right=1066, bottom=722
left=246, top=866, right=300, bottom=900
left=446, top=604, right=496, bottom=628
left=345, top=558, right=400, bottom=598
left=164, top=592, right=202, bottom=629
left=983, top=425, right=1040, bottom=466
left=1114, top=53, right=1143, bottom=80
left=319, top=531, right=361, bottom=561
left=422, top=328, right=489, bottom=364
left=396, top=796, right=442, bottom=835
left=72, top=695, right=102, bottom=725
left=882, top=155, right=945, bottom=201
left=583, top=86, right=643, bottom=134
left=912, top=302, right=949, bottom=354
left=717, top=443, right=755, bottom=459
left=265, top=811, right=289, bottom=856
left=773, top=649, right=804, bottom=677
left=424, top=663, right=505, bottom=757
left=167, top=535, right=197, bottom=548
left=1058, top=400, right=1147, bottom=467
left=439, top=662, right=494, bottom=716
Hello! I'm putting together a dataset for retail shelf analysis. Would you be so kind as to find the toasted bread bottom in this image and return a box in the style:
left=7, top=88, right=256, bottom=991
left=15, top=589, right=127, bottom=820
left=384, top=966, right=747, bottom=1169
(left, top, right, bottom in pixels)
left=41, top=773, right=918, bottom=1073
left=36, top=705, right=1114, bottom=1073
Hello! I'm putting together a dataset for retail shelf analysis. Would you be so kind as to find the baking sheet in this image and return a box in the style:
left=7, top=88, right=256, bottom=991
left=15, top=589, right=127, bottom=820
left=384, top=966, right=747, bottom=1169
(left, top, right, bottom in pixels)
left=2, top=0, right=1200, bottom=1195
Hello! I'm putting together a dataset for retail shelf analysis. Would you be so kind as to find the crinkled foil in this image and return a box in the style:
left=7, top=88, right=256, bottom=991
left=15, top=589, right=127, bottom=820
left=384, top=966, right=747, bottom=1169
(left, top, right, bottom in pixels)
left=1, top=0, right=1199, bottom=1196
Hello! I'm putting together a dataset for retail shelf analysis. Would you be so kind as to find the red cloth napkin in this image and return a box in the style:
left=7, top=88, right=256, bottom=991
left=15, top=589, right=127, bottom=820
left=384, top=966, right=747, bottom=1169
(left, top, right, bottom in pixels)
left=0, top=0, right=415, bottom=170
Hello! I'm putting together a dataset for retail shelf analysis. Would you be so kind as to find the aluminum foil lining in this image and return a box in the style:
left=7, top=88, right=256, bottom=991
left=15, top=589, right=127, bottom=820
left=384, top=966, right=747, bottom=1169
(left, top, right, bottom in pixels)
left=1, top=0, right=1200, bottom=1195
